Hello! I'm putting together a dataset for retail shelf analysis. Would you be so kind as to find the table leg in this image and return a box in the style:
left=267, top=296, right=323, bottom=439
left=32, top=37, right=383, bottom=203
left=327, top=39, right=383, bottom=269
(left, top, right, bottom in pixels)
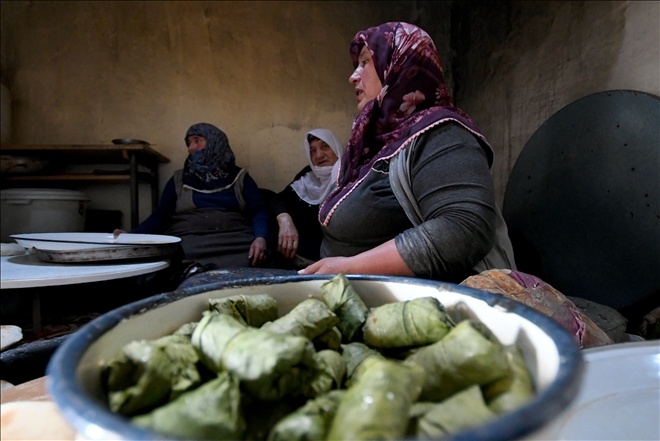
left=151, top=162, right=159, bottom=213
left=32, top=292, right=42, bottom=334
left=129, top=153, right=139, bottom=229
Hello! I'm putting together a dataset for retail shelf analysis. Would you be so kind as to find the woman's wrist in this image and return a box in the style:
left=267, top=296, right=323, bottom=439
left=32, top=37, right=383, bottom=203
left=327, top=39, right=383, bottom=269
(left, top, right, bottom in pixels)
left=277, top=213, right=294, bottom=226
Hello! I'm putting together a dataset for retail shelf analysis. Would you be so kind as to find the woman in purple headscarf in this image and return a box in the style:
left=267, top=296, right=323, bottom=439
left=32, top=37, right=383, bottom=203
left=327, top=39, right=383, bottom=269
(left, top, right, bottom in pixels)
left=300, top=22, right=516, bottom=282
left=116, top=123, right=269, bottom=270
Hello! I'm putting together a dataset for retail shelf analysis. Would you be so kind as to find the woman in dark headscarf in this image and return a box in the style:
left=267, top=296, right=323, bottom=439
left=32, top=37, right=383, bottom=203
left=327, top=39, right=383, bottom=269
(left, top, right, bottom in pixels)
left=117, top=123, right=269, bottom=269
left=299, top=22, right=516, bottom=282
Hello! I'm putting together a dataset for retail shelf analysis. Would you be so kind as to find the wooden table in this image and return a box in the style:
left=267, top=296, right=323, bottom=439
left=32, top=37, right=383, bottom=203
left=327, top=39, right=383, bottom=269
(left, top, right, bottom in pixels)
left=0, top=143, right=170, bottom=229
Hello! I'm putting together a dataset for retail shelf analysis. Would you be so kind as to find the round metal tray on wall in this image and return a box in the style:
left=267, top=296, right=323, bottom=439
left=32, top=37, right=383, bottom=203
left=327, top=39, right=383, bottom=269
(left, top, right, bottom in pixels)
left=502, top=90, right=660, bottom=310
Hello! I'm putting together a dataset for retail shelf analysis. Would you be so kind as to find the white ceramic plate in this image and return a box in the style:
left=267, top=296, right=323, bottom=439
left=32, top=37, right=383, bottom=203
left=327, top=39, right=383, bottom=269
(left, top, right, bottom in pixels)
left=10, top=232, right=181, bottom=250
left=526, top=340, right=660, bottom=440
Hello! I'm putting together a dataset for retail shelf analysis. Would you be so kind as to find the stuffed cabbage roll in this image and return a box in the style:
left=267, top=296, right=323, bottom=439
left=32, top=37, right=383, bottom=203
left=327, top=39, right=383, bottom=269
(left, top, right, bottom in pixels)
left=191, top=312, right=320, bottom=401
left=261, top=298, right=338, bottom=341
left=208, top=293, right=278, bottom=327
left=310, top=349, right=346, bottom=396
left=267, top=390, right=346, bottom=441
left=320, top=274, right=369, bottom=341
left=482, top=345, right=534, bottom=414
left=340, top=342, right=384, bottom=387
left=103, top=335, right=201, bottom=415
left=363, top=297, right=454, bottom=348
left=132, top=371, right=245, bottom=440
left=405, top=320, right=510, bottom=401
left=410, top=385, right=496, bottom=438
left=326, top=358, right=425, bottom=440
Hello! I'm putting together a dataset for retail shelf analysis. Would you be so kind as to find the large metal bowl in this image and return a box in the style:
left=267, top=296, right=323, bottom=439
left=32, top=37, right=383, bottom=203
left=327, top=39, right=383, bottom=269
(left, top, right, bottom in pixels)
left=46, top=274, right=583, bottom=440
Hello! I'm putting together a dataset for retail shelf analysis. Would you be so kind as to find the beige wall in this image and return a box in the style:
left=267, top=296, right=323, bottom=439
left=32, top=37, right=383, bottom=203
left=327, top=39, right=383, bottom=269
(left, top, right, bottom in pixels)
left=1, top=1, right=435, bottom=229
left=456, top=0, right=660, bottom=205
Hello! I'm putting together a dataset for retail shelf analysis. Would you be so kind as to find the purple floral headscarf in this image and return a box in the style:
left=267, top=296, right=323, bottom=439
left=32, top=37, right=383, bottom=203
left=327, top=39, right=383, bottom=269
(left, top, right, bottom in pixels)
left=183, top=122, right=241, bottom=192
left=319, top=22, right=489, bottom=225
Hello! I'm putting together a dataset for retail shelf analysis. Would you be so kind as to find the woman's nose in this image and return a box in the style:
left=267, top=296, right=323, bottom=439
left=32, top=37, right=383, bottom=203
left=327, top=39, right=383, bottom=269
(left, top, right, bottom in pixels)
left=349, top=69, right=359, bottom=84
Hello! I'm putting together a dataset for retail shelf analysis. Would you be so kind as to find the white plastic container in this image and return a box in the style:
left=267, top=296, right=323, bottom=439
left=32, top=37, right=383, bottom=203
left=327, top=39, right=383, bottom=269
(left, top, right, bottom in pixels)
left=0, top=188, right=91, bottom=243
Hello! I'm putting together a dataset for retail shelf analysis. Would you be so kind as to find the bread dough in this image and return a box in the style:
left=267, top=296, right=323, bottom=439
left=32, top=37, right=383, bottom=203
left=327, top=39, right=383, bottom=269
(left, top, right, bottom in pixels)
left=0, top=326, right=22, bottom=352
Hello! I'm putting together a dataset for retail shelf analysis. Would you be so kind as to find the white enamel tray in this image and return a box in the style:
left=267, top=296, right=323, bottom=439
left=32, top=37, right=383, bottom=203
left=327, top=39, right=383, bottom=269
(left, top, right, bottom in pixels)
left=526, top=340, right=660, bottom=440
left=11, top=233, right=180, bottom=252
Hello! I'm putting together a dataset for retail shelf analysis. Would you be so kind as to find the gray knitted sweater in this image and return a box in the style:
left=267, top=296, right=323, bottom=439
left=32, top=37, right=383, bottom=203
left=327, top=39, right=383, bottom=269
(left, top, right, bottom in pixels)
left=320, top=122, right=504, bottom=282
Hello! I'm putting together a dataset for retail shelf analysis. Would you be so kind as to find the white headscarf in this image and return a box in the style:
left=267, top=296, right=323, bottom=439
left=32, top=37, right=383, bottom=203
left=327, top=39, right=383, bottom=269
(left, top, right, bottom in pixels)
left=290, top=128, right=345, bottom=205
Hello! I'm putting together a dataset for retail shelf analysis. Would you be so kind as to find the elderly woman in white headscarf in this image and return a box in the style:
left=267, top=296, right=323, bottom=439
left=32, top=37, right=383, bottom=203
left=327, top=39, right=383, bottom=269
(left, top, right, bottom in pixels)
left=269, top=128, right=345, bottom=268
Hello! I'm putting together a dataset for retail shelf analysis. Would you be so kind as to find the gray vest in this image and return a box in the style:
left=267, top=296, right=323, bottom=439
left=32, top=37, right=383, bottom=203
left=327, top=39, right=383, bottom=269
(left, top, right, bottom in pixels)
left=172, top=168, right=247, bottom=213
left=389, top=137, right=517, bottom=273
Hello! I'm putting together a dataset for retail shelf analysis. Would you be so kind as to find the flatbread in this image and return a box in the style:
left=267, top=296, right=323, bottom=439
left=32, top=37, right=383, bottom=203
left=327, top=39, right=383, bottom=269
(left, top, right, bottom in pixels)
left=0, top=326, right=22, bottom=352
left=0, top=401, right=76, bottom=440
left=0, top=243, right=26, bottom=256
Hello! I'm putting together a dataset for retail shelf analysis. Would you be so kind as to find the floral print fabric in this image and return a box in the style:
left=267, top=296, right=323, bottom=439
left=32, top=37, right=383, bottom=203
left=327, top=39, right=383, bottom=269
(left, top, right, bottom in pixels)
left=461, top=269, right=614, bottom=348
left=319, top=22, right=488, bottom=224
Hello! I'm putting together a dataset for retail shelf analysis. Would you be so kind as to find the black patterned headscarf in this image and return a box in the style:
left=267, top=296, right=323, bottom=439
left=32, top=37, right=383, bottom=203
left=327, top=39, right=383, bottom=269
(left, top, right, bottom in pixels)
left=319, top=22, right=491, bottom=225
left=183, top=123, right=242, bottom=192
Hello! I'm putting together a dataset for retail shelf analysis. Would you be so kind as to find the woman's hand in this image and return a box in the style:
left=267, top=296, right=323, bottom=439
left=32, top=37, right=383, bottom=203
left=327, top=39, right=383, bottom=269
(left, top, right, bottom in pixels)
left=276, top=213, right=299, bottom=259
left=298, top=256, right=352, bottom=274
left=298, top=239, right=415, bottom=276
left=249, top=237, right=268, bottom=267
left=112, top=229, right=126, bottom=239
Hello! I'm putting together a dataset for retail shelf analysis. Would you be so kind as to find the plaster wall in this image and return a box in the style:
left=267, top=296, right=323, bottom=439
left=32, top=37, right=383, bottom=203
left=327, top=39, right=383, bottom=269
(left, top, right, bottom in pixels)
left=456, top=0, right=660, bottom=205
left=1, top=1, right=444, bottom=229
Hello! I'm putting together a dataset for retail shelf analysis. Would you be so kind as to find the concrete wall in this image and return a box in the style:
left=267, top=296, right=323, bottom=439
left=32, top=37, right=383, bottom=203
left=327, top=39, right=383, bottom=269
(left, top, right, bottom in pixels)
left=4, top=0, right=656, bottom=228
left=1, top=1, right=450, bottom=230
left=454, top=0, right=660, bottom=205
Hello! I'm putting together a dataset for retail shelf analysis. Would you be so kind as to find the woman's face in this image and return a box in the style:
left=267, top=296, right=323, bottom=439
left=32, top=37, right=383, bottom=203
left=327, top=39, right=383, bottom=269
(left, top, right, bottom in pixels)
left=186, top=135, right=206, bottom=153
left=349, top=45, right=383, bottom=112
left=309, top=139, right=338, bottom=167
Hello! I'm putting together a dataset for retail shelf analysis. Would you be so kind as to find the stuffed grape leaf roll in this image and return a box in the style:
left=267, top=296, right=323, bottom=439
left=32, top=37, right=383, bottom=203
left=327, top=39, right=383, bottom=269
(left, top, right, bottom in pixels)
left=409, top=385, right=496, bottom=438
left=191, top=312, right=320, bottom=401
left=405, top=320, right=510, bottom=401
left=340, top=342, right=385, bottom=387
left=482, top=345, right=534, bottom=414
left=312, top=326, right=343, bottom=351
left=310, top=349, right=346, bottom=396
left=362, top=297, right=454, bottom=348
left=260, top=298, right=338, bottom=340
left=326, top=358, right=425, bottom=440
left=267, top=390, right=346, bottom=441
left=173, top=322, right=198, bottom=340
left=132, top=371, right=245, bottom=440
left=208, top=293, right=278, bottom=327
left=102, top=335, right=201, bottom=415
left=320, top=274, right=369, bottom=341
